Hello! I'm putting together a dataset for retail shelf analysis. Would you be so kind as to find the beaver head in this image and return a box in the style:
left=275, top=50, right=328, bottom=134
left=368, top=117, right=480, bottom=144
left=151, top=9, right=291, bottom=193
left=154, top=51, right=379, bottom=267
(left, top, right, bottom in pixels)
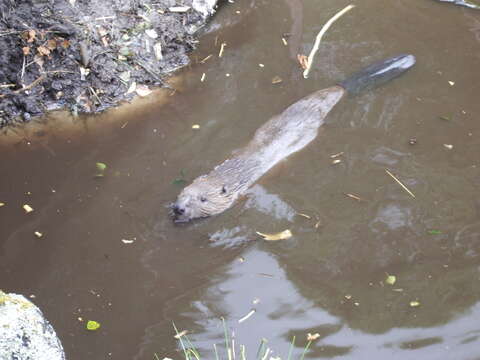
left=171, top=175, right=235, bottom=222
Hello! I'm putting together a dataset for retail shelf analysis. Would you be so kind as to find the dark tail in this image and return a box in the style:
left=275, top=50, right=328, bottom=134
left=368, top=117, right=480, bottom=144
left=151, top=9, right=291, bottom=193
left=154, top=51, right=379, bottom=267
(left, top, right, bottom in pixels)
left=338, top=54, right=416, bottom=95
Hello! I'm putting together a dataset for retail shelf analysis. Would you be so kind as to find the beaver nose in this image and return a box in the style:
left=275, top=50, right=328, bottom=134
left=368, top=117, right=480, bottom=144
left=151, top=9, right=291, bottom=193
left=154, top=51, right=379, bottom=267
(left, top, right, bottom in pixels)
left=173, top=205, right=185, bottom=215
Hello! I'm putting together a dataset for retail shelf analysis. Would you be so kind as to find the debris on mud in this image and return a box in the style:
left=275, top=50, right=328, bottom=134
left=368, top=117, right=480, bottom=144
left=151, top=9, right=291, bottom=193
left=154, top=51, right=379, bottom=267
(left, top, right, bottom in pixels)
left=0, top=0, right=217, bottom=127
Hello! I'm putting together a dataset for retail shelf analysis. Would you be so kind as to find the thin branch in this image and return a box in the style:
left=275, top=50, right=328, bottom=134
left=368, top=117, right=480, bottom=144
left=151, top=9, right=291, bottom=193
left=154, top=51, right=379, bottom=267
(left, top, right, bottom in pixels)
left=385, top=169, right=416, bottom=198
left=303, top=4, right=355, bottom=79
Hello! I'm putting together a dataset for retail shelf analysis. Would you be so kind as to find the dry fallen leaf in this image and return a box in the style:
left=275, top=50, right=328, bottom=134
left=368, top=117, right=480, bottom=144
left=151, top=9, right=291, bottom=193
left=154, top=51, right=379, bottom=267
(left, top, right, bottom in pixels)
left=297, top=54, right=309, bottom=70
left=192, top=124, right=200, bottom=129
left=22, top=46, right=31, bottom=56
left=34, top=231, right=43, bottom=238
left=37, top=45, right=50, bottom=56
left=0, top=202, right=5, bottom=207
left=307, top=333, right=320, bottom=341
left=409, top=300, right=420, bottom=307
left=46, top=39, right=57, bottom=50
left=60, top=39, right=70, bottom=49
left=26, top=29, right=36, bottom=43
left=256, top=229, right=292, bottom=241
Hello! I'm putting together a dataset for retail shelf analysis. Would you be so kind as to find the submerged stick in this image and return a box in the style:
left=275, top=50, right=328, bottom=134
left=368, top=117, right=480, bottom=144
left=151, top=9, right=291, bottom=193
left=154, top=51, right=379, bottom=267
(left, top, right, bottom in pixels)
left=303, top=4, right=355, bottom=79
left=385, top=169, right=416, bottom=198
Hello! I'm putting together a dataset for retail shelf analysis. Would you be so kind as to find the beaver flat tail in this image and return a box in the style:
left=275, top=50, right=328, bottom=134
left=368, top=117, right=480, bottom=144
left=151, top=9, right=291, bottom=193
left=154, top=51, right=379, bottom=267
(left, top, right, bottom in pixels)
left=338, top=54, right=416, bottom=95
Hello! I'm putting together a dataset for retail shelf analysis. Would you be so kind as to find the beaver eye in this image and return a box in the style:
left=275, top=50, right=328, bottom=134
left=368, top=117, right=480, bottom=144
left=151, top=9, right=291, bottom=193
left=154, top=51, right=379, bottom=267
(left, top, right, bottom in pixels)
left=200, top=196, right=207, bottom=202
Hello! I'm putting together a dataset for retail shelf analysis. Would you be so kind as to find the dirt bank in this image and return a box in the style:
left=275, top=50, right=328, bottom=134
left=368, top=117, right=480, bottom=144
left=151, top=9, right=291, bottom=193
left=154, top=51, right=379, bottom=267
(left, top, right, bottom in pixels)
left=0, top=0, right=217, bottom=127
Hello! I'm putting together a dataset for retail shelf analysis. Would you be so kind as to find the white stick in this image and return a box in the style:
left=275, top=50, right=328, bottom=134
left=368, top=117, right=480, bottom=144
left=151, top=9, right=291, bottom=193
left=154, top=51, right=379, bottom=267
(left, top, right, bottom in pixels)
left=303, top=4, right=355, bottom=79
left=238, top=309, right=256, bottom=323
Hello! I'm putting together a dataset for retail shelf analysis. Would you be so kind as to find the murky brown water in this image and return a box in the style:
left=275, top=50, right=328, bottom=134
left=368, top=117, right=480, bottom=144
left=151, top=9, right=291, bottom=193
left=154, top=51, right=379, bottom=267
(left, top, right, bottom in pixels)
left=1, top=0, right=480, bottom=359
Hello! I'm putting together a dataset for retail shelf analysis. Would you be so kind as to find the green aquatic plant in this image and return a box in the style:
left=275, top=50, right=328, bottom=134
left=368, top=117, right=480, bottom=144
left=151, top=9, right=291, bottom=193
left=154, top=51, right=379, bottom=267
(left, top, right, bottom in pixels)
left=155, top=320, right=315, bottom=360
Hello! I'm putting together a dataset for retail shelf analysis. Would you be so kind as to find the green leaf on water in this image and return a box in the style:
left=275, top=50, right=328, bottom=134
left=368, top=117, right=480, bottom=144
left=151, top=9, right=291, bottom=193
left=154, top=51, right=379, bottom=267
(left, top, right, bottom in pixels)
left=172, top=178, right=187, bottom=186
left=96, top=162, right=107, bottom=172
left=438, top=115, right=452, bottom=121
left=386, top=275, right=397, bottom=285
left=172, top=170, right=187, bottom=186
left=428, top=230, right=442, bottom=235
left=86, top=320, right=101, bottom=331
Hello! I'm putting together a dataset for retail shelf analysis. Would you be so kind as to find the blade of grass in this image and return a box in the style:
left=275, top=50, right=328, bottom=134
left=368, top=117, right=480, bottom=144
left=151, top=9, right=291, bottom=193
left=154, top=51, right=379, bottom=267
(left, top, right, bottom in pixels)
left=183, top=335, right=201, bottom=360
left=299, top=340, right=312, bottom=360
left=222, top=317, right=232, bottom=360
left=287, top=335, right=296, bottom=360
left=214, top=344, right=219, bottom=360
left=173, top=322, right=190, bottom=360
left=256, top=338, right=267, bottom=360
left=153, top=353, right=161, bottom=360
left=240, top=345, right=246, bottom=360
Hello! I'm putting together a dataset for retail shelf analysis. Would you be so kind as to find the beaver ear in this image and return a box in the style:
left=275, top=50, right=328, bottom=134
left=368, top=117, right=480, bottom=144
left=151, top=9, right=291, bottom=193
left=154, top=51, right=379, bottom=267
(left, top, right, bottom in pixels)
left=221, top=185, right=227, bottom=194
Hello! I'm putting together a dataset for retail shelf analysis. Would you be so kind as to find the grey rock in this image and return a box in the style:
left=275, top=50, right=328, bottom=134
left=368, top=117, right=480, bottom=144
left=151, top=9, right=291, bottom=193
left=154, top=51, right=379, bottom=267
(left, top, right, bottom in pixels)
left=0, top=291, right=65, bottom=360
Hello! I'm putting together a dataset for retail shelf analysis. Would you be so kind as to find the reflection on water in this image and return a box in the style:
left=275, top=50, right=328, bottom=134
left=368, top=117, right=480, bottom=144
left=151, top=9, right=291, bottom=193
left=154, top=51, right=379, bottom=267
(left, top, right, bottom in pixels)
left=164, top=248, right=480, bottom=359
left=1, top=0, right=480, bottom=359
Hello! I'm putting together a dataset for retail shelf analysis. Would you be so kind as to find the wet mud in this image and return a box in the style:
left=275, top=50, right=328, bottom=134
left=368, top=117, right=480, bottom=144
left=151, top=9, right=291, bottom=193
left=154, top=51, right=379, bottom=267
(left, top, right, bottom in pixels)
left=1, top=0, right=480, bottom=359
left=0, top=0, right=213, bottom=126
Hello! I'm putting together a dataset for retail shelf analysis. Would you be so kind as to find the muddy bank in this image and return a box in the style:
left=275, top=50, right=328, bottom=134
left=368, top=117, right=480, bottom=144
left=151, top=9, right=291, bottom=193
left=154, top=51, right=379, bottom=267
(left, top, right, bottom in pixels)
left=0, top=0, right=216, bottom=127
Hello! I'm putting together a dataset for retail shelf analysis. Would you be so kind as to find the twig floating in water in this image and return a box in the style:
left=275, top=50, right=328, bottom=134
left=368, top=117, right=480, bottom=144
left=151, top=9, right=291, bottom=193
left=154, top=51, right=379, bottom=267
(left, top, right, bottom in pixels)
left=238, top=309, right=255, bottom=323
left=218, top=42, right=226, bottom=58
left=303, top=4, right=355, bottom=79
left=343, top=192, right=364, bottom=201
left=385, top=169, right=416, bottom=198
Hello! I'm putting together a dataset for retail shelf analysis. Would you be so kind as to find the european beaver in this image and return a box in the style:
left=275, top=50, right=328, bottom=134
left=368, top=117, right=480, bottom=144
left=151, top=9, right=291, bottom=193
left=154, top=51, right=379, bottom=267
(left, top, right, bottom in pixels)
left=172, top=54, right=416, bottom=222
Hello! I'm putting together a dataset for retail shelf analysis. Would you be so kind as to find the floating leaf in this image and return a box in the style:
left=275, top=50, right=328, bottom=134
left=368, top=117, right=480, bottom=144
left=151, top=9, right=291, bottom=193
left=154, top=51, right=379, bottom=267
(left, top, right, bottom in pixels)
left=296, top=54, right=309, bottom=70
left=427, top=230, right=442, bottom=235
left=172, top=178, right=187, bottom=186
left=386, top=275, right=396, bottom=285
left=256, top=229, right=292, bottom=241
left=34, top=231, right=43, bottom=238
left=86, top=320, right=101, bottom=331
left=96, top=162, right=107, bottom=171
left=23, top=204, right=34, bottom=213
left=0, top=202, right=5, bottom=207
left=409, top=301, right=420, bottom=308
